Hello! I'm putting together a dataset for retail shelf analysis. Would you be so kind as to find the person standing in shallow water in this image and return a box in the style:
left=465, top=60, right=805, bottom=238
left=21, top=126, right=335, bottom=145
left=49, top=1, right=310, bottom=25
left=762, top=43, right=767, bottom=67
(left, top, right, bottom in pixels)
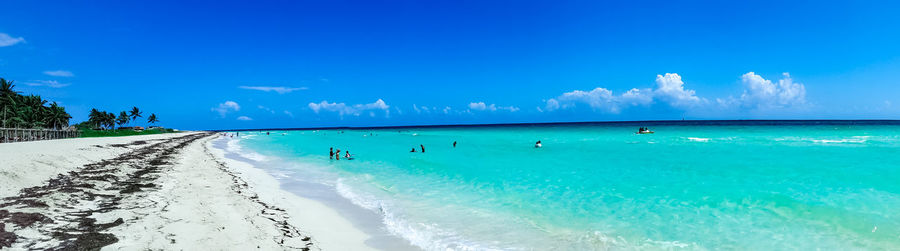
left=329, top=147, right=334, bottom=159
left=453, top=141, right=457, bottom=147
left=420, top=144, right=425, bottom=153
left=335, top=149, right=341, bottom=160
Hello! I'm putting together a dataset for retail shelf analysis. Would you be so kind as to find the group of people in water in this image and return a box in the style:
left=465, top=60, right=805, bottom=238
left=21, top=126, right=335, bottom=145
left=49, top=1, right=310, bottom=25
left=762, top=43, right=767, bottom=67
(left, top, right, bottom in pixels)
left=332, top=139, right=544, bottom=159
left=329, top=147, right=353, bottom=160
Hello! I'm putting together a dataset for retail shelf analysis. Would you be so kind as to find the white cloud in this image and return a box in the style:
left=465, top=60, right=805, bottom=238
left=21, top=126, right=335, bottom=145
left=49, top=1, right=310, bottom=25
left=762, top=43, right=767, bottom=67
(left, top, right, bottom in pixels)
left=443, top=106, right=451, bottom=114
left=739, top=72, right=806, bottom=109
left=236, top=116, right=253, bottom=121
left=413, top=104, right=430, bottom=114
left=545, top=99, right=560, bottom=111
left=43, top=70, right=74, bottom=77
left=654, top=73, right=703, bottom=108
left=212, top=101, right=240, bottom=117
left=308, top=99, right=390, bottom=117
left=543, top=73, right=698, bottom=113
left=0, top=33, right=25, bottom=47
left=239, top=86, right=308, bottom=94
left=545, top=87, right=625, bottom=113
left=284, top=110, right=294, bottom=117
left=468, top=102, right=489, bottom=111
left=257, top=105, right=275, bottom=114
left=24, top=80, right=70, bottom=88
left=544, top=72, right=808, bottom=114
left=468, top=102, right=519, bottom=112
left=620, top=88, right=654, bottom=106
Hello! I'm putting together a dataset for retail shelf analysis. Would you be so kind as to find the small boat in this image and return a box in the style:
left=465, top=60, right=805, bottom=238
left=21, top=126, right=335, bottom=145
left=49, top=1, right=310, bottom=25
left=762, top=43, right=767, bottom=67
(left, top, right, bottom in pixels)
left=637, top=131, right=654, bottom=134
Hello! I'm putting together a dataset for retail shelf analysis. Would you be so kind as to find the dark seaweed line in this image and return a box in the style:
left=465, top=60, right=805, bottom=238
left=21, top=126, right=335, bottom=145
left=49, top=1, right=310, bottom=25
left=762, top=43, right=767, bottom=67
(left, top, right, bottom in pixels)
left=0, top=132, right=211, bottom=250
left=200, top=136, right=314, bottom=250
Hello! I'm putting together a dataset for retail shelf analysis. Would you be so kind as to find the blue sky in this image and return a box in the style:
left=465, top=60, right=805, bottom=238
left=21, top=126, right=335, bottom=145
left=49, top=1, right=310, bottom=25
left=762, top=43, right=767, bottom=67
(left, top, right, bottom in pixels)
left=1, top=1, right=899, bottom=130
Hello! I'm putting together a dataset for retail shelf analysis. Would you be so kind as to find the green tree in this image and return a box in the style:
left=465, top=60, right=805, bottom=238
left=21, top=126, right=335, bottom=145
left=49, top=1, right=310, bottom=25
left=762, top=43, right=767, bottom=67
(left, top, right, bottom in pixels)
left=104, top=112, right=116, bottom=130
left=0, top=78, right=19, bottom=97
left=116, top=111, right=130, bottom=128
left=147, top=113, right=159, bottom=125
left=47, top=102, right=71, bottom=129
left=88, top=108, right=103, bottom=129
left=0, top=77, right=72, bottom=130
left=129, top=106, right=142, bottom=126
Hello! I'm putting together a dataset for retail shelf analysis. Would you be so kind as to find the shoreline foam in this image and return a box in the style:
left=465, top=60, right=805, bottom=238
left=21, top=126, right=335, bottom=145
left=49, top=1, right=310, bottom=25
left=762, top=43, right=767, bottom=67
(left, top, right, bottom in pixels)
left=211, top=136, right=419, bottom=250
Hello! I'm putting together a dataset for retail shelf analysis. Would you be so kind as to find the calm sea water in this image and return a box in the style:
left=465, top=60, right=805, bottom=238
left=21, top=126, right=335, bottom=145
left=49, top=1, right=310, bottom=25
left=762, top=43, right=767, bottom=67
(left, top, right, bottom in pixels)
left=225, top=121, right=900, bottom=250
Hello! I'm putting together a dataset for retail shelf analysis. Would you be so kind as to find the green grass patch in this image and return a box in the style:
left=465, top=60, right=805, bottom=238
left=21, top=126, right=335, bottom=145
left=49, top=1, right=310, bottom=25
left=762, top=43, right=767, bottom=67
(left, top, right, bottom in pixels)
left=80, top=128, right=177, bottom=138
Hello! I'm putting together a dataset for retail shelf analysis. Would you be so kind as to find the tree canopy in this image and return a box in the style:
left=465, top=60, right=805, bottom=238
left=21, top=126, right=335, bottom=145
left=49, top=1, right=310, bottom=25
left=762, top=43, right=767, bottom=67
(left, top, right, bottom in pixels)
left=0, top=78, right=72, bottom=129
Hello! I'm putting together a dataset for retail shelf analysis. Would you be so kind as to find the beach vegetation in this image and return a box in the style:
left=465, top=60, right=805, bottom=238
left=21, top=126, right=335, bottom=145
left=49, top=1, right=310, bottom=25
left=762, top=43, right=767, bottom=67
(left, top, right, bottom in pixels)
left=1, top=77, right=174, bottom=138
left=0, top=78, right=72, bottom=129
left=116, top=111, right=130, bottom=128
left=129, top=107, right=142, bottom=125
left=78, top=127, right=175, bottom=137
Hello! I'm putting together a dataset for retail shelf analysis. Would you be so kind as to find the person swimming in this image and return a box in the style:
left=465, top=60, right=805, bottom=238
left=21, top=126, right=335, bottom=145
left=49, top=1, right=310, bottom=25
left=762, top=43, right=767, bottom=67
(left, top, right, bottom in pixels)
left=344, top=151, right=351, bottom=159
left=410, top=147, right=417, bottom=152
left=535, top=140, right=542, bottom=148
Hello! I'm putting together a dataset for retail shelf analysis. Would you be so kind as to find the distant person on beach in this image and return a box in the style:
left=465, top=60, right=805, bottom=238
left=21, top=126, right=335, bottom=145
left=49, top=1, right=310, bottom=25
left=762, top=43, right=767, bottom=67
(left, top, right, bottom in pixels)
left=420, top=144, right=425, bottom=153
left=453, top=141, right=457, bottom=147
left=535, top=140, right=542, bottom=148
left=329, top=147, right=334, bottom=159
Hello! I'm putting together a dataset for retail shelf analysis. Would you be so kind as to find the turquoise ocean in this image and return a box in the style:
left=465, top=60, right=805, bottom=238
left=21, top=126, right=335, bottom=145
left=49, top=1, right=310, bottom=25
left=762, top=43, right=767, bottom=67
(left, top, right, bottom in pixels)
left=223, top=121, right=900, bottom=250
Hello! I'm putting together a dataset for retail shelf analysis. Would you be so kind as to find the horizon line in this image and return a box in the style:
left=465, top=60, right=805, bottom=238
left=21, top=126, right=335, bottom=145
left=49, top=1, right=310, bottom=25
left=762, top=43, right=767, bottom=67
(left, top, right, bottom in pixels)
left=207, top=119, right=900, bottom=132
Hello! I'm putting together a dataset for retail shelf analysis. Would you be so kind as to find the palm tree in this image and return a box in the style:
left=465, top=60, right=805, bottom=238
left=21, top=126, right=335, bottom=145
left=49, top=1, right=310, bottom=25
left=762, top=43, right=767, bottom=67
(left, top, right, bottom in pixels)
left=23, top=95, right=47, bottom=128
left=1, top=79, right=22, bottom=128
left=0, top=78, right=20, bottom=97
left=0, top=77, right=72, bottom=130
left=1, top=94, right=17, bottom=128
left=116, top=111, right=130, bottom=128
left=88, top=108, right=103, bottom=129
left=129, top=107, right=142, bottom=126
left=47, top=102, right=71, bottom=129
left=103, top=112, right=116, bottom=130
left=0, top=79, right=18, bottom=126
left=147, top=113, right=159, bottom=125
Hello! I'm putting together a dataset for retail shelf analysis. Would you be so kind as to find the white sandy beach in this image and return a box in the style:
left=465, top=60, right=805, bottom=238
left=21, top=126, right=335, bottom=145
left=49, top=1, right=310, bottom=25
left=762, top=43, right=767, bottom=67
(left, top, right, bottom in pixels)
left=0, top=132, right=378, bottom=250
